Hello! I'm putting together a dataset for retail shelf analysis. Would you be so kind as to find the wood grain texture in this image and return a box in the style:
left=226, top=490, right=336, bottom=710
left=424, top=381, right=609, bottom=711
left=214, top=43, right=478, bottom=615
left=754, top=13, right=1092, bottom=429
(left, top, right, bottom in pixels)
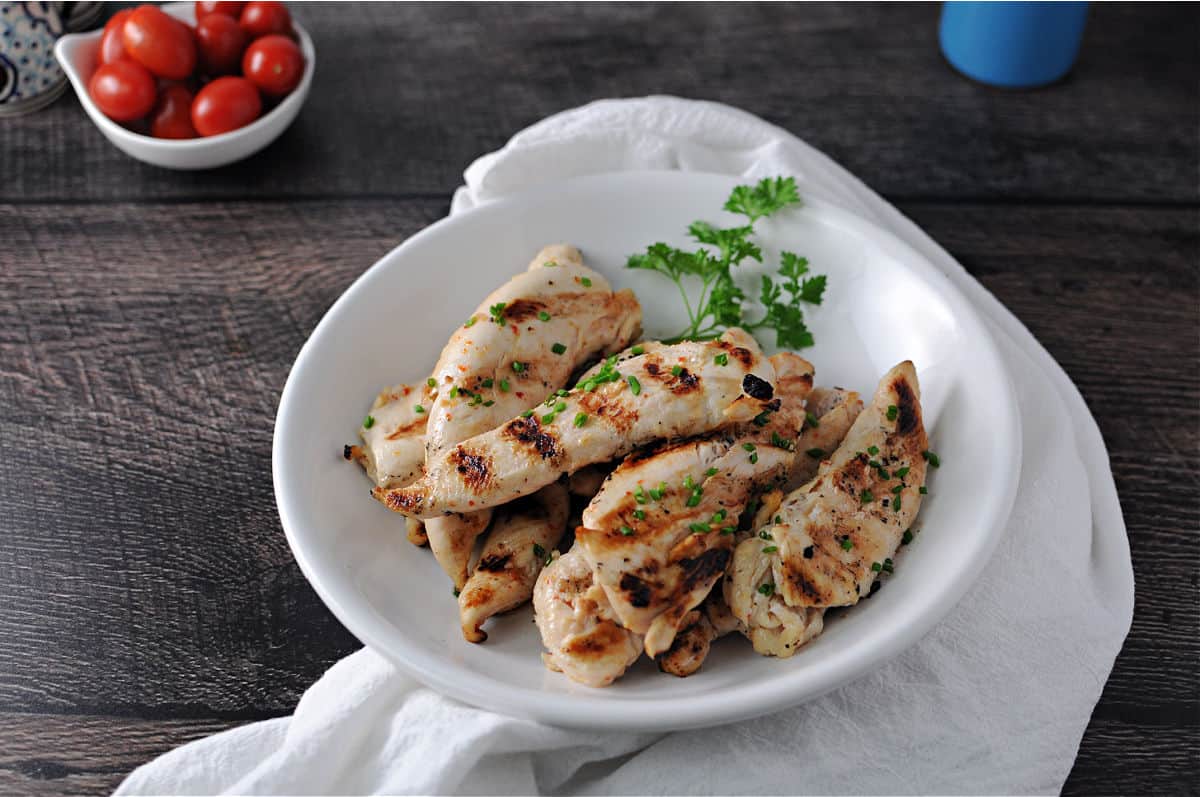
left=3, top=2, right=1197, bottom=204
left=0, top=712, right=243, bottom=795
left=0, top=200, right=1196, bottom=795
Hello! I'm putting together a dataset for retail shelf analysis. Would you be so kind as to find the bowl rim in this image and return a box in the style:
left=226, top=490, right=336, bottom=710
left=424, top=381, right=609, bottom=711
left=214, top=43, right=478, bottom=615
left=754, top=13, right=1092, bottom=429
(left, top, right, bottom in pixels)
left=53, top=0, right=315, bottom=149
left=272, top=170, right=1024, bottom=731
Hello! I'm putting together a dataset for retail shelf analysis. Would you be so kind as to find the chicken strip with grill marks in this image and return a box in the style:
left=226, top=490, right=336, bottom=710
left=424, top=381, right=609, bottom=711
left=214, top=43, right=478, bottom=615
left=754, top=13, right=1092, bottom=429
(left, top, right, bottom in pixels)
left=726, top=362, right=926, bottom=658
left=423, top=244, right=642, bottom=587
left=343, top=380, right=434, bottom=546
left=574, top=352, right=814, bottom=658
left=376, top=329, right=779, bottom=519
left=772, top=360, right=927, bottom=609
left=663, top=381, right=863, bottom=667
left=458, top=483, right=569, bottom=643
left=533, top=544, right=643, bottom=688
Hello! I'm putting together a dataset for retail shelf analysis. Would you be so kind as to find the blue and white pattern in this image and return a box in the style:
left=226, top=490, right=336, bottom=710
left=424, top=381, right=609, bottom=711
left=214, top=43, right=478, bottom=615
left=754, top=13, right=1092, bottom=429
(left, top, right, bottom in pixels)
left=0, top=1, right=65, bottom=106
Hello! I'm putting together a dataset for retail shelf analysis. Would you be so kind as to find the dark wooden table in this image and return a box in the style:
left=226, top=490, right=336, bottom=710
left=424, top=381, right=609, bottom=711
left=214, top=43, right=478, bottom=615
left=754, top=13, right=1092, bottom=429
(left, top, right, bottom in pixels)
left=2, top=3, right=1197, bottom=794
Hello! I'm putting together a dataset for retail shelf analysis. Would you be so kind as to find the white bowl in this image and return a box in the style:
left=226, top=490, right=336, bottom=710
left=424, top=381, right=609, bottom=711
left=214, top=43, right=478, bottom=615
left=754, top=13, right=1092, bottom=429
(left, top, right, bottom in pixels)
left=274, top=171, right=1022, bottom=731
left=54, top=2, right=314, bottom=170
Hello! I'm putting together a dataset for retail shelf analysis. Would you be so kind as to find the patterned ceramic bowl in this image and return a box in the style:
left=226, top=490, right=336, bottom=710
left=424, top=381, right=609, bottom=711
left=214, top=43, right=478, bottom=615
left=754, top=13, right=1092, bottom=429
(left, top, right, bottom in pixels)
left=0, top=1, right=68, bottom=117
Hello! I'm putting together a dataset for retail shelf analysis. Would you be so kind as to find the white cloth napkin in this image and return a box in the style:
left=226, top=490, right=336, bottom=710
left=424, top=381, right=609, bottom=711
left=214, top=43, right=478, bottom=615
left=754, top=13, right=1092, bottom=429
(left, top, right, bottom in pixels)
left=118, top=97, right=1134, bottom=796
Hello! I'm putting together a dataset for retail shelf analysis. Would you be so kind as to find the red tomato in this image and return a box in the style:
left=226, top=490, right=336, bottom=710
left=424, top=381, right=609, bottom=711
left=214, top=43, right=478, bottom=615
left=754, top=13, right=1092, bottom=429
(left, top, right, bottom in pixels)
left=195, top=12, right=247, bottom=75
left=150, top=84, right=197, bottom=138
left=99, top=9, right=133, bottom=64
left=122, top=5, right=197, bottom=80
left=191, top=76, right=262, bottom=136
left=89, top=59, right=157, bottom=121
left=195, top=1, right=245, bottom=18
left=239, top=1, right=292, bottom=38
left=242, top=34, right=303, bottom=96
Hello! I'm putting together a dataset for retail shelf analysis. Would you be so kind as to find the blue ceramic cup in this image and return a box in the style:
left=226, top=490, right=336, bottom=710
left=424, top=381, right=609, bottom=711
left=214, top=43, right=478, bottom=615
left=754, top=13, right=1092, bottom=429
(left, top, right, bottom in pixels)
left=940, top=1, right=1090, bottom=89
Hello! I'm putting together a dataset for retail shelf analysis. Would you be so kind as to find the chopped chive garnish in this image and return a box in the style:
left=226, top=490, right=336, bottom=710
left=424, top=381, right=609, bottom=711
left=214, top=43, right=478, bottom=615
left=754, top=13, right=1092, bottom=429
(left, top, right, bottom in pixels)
left=705, top=467, right=718, bottom=477
left=742, top=443, right=756, bottom=452
left=714, top=353, right=729, bottom=366
left=498, top=379, right=511, bottom=392
left=805, top=411, right=820, bottom=428
left=720, top=526, right=736, bottom=535
left=882, top=558, right=894, bottom=573
left=758, top=529, right=772, bottom=540
left=771, top=432, right=795, bottom=451
left=886, top=404, right=899, bottom=421
left=521, top=409, right=534, bottom=418
left=689, top=522, right=711, bottom=534
left=671, top=364, right=683, bottom=376
left=683, top=475, right=696, bottom=490
left=891, top=485, right=902, bottom=494
left=919, top=486, right=928, bottom=495
left=463, top=317, right=477, bottom=328
left=480, top=378, right=494, bottom=388
left=627, top=375, right=641, bottom=395
left=362, top=415, right=375, bottom=429
left=557, top=388, right=570, bottom=397
left=762, top=545, right=778, bottom=553
left=634, top=486, right=647, bottom=504
left=711, top=509, right=727, bottom=522
left=749, top=452, right=758, bottom=464
left=551, top=342, right=567, bottom=355
left=841, top=537, right=854, bottom=551
left=489, top=302, right=507, bottom=325
left=580, top=277, right=592, bottom=287
left=533, top=543, right=546, bottom=558
left=902, top=529, right=914, bottom=545
left=860, top=489, right=874, bottom=504
left=895, top=466, right=910, bottom=478
left=648, top=486, right=664, bottom=501
left=894, top=495, right=902, bottom=511
left=574, top=412, right=588, bottom=428
left=922, top=450, right=941, bottom=467
left=631, top=344, right=645, bottom=355
left=543, top=260, right=557, bottom=267
left=685, top=491, right=702, bottom=508
left=511, top=361, right=526, bottom=374
left=867, top=445, right=879, bottom=456
left=806, top=447, right=826, bottom=459
left=620, top=525, right=634, bottom=536
left=482, top=400, right=495, bottom=407
left=774, top=515, right=782, bottom=524
left=427, top=378, right=437, bottom=388
left=538, top=310, right=552, bottom=322
left=414, top=405, right=425, bottom=414
left=453, top=588, right=460, bottom=597
left=554, top=401, right=567, bottom=412
left=753, top=411, right=771, bottom=427
left=871, top=562, right=882, bottom=572
left=633, top=509, right=645, bottom=520
left=757, top=583, right=775, bottom=596
left=877, top=468, right=890, bottom=480
left=541, top=412, right=556, bottom=424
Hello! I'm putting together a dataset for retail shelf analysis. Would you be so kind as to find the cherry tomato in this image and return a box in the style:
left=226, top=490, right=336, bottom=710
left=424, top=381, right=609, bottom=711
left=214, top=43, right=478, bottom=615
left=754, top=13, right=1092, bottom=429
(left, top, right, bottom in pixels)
left=242, top=34, right=302, bottom=96
left=89, top=59, right=156, bottom=122
left=99, top=9, right=133, bottom=64
left=195, top=12, right=247, bottom=76
left=191, top=76, right=261, bottom=136
left=195, top=1, right=245, bottom=18
left=122, top=5, right=197, bottom=80
left=150, top=84, right=197, bottom=138
left=239, top=1, right=291, bottom=38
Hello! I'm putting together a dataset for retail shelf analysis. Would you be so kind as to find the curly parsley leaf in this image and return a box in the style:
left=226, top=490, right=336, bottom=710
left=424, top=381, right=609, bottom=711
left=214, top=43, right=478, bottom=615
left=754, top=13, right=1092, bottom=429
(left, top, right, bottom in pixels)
left=723, top=176, right=801, bottom=222
left=626, top=177, right=826, bottom=348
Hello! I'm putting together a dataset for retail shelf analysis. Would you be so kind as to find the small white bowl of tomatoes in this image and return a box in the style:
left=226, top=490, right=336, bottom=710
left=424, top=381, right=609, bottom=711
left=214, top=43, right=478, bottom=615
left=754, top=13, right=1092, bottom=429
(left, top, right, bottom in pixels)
left=55, top=1, right=315, bottom=170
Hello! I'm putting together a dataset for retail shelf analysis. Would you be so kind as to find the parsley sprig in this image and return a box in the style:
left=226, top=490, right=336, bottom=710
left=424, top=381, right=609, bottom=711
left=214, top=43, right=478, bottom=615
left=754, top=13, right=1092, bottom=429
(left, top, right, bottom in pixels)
left=627, top=177, right=827, bottom=347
